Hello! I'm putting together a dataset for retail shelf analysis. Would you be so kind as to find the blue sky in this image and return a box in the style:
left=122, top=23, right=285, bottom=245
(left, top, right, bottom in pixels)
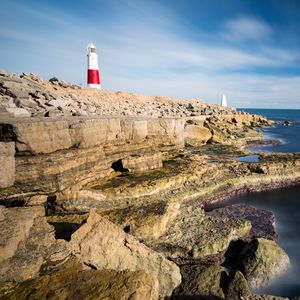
left=1, top=0, right=300, bottom=108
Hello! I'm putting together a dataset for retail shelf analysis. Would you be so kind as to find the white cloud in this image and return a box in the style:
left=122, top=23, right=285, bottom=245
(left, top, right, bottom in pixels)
left=1, top=1, right=300, bottom=108
left=222, top=16, right=272, bottom=42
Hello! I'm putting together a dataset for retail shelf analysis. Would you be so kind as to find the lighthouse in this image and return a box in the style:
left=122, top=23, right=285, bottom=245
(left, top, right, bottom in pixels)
left=221, top=94, right=227, bottom=107
left=87, top=43, right=101, bottom=89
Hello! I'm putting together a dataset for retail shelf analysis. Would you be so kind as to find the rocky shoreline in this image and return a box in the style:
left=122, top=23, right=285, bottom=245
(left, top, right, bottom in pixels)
left=0, top=71, right=299, bottom=300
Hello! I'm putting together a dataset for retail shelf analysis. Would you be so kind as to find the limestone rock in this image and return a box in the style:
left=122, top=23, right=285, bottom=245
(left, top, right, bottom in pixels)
left=0, top=206, right=70, bottom=284
left=131, top=202, right=181, bottom=242
left=24, top=194, right=48, bottom=207
left=122, top=153, right=163, bottom=172
left=102, top=201, right=181, bottom=242
left=172, top=264, right=226, bottom=299
left=0, top=260, right=159, bottom=300
left=5, top=107, right=31, bottom=117
left=70, top=209, right=181, bottom=298
left=0, top=71, right=270, bottom=124
left=150, top=207, right=251, bottom=264
left=0, top=142, right=15, bottom=188
left=208, top=204, right=278, bottom=241
left=184, top=124, right=212, bottom=145
left=1, top=117, right=184, bottom=154
left=11, top=119, right=73, bottom=153
left=15, top=98, right=38, bottom=109
left=48, top=98, right=73, bottom=108
left=208, top=124, right=230, bottom=144
left=237, top=238, right=290, bottom=289
left=225, top=270, right=251, bottom=300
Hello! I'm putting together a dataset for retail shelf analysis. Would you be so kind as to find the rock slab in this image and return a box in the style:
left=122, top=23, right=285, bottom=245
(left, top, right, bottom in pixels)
left=0, top=206, right=70, bottom=284
left=70, top=209, right=181, bottom=299
left=0, top=260, right=159, bottom=300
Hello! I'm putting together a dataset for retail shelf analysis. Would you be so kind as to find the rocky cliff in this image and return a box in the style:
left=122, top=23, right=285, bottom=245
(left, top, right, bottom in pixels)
left=0, top=71, right=296, bottom=300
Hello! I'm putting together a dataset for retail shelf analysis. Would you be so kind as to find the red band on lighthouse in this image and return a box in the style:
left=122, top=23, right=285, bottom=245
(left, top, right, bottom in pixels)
left=87, top=42, right=101, bottom=89
left=87, top=69, right=100, bottom=84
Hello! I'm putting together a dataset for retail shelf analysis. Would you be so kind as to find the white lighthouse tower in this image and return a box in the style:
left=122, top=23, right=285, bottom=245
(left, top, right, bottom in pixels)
left=87, top=43, right=101, bottom=89
left=221, top=94, right=227, bottom=107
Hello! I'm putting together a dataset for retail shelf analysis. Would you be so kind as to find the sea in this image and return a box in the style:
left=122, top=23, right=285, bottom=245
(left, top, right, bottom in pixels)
left=222, top=109, right=300, bottom=298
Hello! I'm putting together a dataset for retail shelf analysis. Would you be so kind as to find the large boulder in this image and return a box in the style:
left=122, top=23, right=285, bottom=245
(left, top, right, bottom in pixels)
left=208, top=204, right=278, bottom=241
left=0, top=206, right=70, bottom=284
left=70, top=209, right=181, bottom=299
left=184, top=124, right=212, bottom=145
left=0, top=259, right=159, bottom=300
left=237, top=238, right=290, bottom=289
left=172, top=264, right=227, bottom=299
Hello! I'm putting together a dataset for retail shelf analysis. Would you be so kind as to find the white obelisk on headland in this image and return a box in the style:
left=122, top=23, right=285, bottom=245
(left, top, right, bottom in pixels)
left=221, top=94, right=227, bottom=107
left=87, top=43, right=101, bottom=89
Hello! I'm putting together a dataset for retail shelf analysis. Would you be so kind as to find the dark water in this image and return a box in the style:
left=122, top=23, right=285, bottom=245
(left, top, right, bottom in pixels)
left=225, top=109, right=300, bottom=297
left=218, top=187, right=300, bottom=298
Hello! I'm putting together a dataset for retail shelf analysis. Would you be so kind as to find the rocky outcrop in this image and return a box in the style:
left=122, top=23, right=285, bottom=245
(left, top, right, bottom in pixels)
left=0, top=72, right=237, bottom=118
left=0, top=117, right=184, bottom=154
left=70, top=210, right=181, bottom=299
left=150, top=207, right=251, bottom=264
left=0, top=142, right=15, bottom=188
left=237, top=238, right=290, bottom=289
left=0, top=116, right=184, bottom=196
left=0, top=71, right=295, bottom=299
left=122, top=152, right=163, bottom=173
left=208, top=204, right=278, bottom=241
left=1, top=259, right=159, bottom=300
left=184, top=117, right=212, bottom=146
left=0, top=206, right=70, bottom=284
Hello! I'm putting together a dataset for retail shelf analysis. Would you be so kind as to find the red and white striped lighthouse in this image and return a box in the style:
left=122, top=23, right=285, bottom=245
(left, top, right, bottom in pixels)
left=87, top=42, right=101, bottom=89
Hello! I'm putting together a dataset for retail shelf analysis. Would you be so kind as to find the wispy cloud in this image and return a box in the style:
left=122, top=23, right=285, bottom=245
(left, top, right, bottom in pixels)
left=221, top=16, right=272, bottom=42
left=1, top=0, right=300, bottom=108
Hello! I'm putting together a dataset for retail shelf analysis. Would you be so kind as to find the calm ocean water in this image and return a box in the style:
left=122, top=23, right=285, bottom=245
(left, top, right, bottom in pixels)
left=226, top=109, right=300, bottom=297
left=239, top=108, right=300, bottom=153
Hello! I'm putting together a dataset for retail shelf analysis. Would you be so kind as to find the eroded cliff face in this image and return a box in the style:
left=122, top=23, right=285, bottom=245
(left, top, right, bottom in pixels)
left=0, top=71, right=296, bottom=300
left=0, top=71, right=270, bottom=198
left=0, top=116, right=184, bottom=197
